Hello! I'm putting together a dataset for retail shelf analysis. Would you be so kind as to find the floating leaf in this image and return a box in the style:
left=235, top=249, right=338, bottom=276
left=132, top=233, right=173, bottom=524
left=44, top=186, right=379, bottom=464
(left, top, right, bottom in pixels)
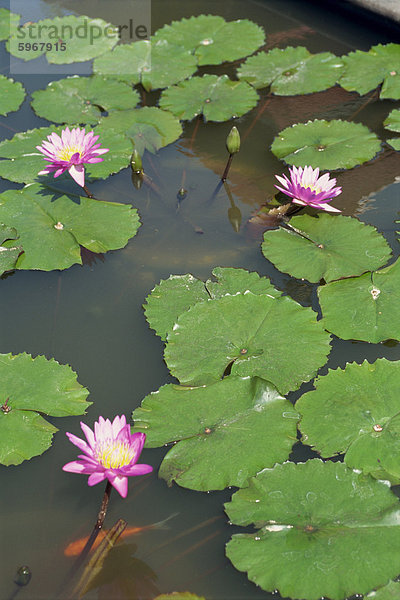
left=271, top=119, right=381, bottom=170
left=0, top=352, right=90, bottom=465
left=318, top=257, right=400, bottom=343
left=262, top=214, right=391, bottom=283
left=383, top=108, right=400, bottom=133
left=0, top=8, right=20, bottom=41
left=297, top=359, right=400, bottom=483
left=0, top=184, right=140, bottom=271
left=340, top=44, right=400, bottom=99
left=144, top=267, right=280, bottom=341
left=159, top=75, right=259, bottom=122
left=93, top=39, right=198, bottom=91
left=0, top=125, right=132, bottom=184
left=237, top=47, right=343, bottom=94
left=367, top=581, right=400, bottom=600
left=97, top=107, right=182, bottom=154
left=132, top=376, right=298, bottom=491
left=152, top=15, right=265, bottom=66
left=7, top=15, right=118, bottom=63
left=0, top=224, right=22, bottom=275
left=387, top=138, right=400, bottom=151
left=225, top=460, right=400, bottom=600
left=0, top=75, right=25, bottom=116
left=164, top=292, right=331, bottom=395
left=31, top=76, right=139, bottom=125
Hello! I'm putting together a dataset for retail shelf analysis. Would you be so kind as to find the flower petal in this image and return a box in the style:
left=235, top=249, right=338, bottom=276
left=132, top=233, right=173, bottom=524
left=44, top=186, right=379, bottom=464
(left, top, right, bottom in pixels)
left=88, top=471, right=107, bottom=486
left=108, top=474, right=128, bottom=498
left=68, top=163, right=85, bottom=187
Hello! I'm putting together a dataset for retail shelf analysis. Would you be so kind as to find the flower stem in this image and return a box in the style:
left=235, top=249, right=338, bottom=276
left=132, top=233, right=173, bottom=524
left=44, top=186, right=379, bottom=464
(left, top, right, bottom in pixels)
left=83, top=184, right=94, bottom=199
left=221, top=153, right=234, bottom=182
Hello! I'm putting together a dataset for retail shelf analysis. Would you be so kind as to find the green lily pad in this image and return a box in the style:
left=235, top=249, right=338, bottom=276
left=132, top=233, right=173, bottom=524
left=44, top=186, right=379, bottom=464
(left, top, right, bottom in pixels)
left=0, top=352, right=90, bottom=466
left=0, top=75, right=25, bottom=116
left=318, top=257, right=400, bottom=343
left=144, top=267, right=281, bottom=341
left=340, top=44, right=400, bottom=99
left=237, top=47, right=343, bottom=94
left=132, top=376, right=298, bottom=491
left=0, top=125, right=132, bottom=184
left=0, top=8, right=20, bottom=41
left=31, top=76, right=140, bottom=125
left=152, top=15, right=265, bottom=66
left=159, top=75, right=259, bottom=122
left=297, top=359, right=400, bottom=482
left=93, top=39, right=198, bottom=91
left=271, top=119, right=381, bottom=170
left=262, top=213, right=391, bottom=283
left=225, top=460, right=400, bottom=600
left=383, top=108, right=400, bottom=132
left=164, top=292, right=331, bottom=395
left=0, top=184, right=140, bottom=271
left=0, top=224, right=22, bottom=275
left=97, top=107, right=182, bottom=154
left=7, top=15, right=118, bottom=63
left=387, top=138, right=400, bottom=151
left=367, top=581, right=400, bottom=600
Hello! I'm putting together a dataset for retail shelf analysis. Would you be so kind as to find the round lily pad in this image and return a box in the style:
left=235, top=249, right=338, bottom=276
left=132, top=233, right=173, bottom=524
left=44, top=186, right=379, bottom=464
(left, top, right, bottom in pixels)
left=225, top=460, right=400, bottom=600
left=31, top=76, right=139, bottom=125
left=132, top=376, right=298, bottom=491
left=383, top=108, right=400, bottom=133
left=97, top=107, right=182, bottom=154
left=271, top=119, right=382, bottom=170
left=159, top=75, right=259, bottom=122
left=0, top=224, right=22, bottom=275
left=144, top=267, right=281, bottom=341
left=340, top=44, right=400, bottom=100
left=0, top=125, right=132, bottom=184
left=0, top=352, right=90, bottom=466
left=318, top=256, right=400, bottom=343
left=0, top=75, right=25, bottom=116
left=7, top=15, right=119, bottom=63
left=0, top=184, right=140, bottom=271
left=367, top=581, right=400, bottom=600
left=262, top=213, right=391, bottom=283
left=152, top=15, right=265, bottom=66
left=0, top=8, right=20, bottom=41
left=164, top=292, right=331, bottom=395
left=387, top=138, right=400, bottom=151
left=297, top=359, right=400, bottom=482
left=237, top=47, right=343, bottom=94
left=93, top=39, right=198, bottom=91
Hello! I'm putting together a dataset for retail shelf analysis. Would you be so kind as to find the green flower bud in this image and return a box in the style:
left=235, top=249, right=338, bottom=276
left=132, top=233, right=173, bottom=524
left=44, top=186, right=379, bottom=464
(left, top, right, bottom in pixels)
left=130, top=149, right=143, bottom=174
left=226, top=126, right=240, bottom=155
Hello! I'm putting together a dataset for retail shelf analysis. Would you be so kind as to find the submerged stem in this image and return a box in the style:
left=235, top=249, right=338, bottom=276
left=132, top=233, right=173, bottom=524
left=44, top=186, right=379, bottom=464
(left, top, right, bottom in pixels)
left=83, top=184, right=94, bottom=199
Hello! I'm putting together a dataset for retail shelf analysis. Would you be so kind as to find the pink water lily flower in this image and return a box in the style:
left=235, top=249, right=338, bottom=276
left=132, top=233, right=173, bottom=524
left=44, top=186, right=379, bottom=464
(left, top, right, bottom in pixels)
left=275, top=165, right=342, bottom=212
left=63, top=415, right=153, bottom=498
left=36, top=126, right=109, bottom=188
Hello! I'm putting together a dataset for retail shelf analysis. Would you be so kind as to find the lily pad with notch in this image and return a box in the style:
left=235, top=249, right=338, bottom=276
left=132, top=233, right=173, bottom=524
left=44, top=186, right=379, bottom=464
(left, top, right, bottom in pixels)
left=225, top=459, right=400, bottom=600
left=318, top=256, right=400, bottom=343
left=31, top=76, right=140, bottom=125
left=0, top=75, right=25, bottom=116
left=7, top=15, right=118, bottom=63
left=262, top=213, right=391, bottom=283
left=0, top=8, right=20, bottom=41
left=297, top=359, right=400, bottom=483
left=340, top=44, right=400, bottom=100
left=159, top=75, right=259, bottom=122
left=237, top=46, right=343, bottom=94
left=93, top=39, right=198, bottom=91
left=271, top=119, right=381, bottom=170
left=0, top=184, right=140, bottom=271
left=144, top=267, right=281, bottom=341
left=0, top=352, right=90, bottom=466
left=132, top=376, right=298, bottom=491
left=164, top=292, right=331, bottom=395
left=0, top=224, right=22, bottom=275
left=152, top=15, right=265, bottom=66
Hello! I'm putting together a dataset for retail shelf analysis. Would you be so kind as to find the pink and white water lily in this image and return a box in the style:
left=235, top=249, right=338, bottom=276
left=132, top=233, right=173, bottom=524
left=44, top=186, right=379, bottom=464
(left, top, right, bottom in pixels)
left=63, top=415, right=153, bottom=498
left=275, top=165, right=342, bottom=212
left=36, top=126, right=109, bottom=188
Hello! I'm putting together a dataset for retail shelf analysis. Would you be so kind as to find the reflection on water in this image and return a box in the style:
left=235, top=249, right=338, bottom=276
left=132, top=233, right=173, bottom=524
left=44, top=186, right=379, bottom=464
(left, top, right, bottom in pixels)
left=1, top=0, right=400, bottom=598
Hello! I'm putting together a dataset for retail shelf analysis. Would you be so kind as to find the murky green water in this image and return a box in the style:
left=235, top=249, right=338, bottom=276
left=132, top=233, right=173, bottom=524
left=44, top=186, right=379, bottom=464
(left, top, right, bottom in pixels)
left=1, top=1, right=399, bottom=598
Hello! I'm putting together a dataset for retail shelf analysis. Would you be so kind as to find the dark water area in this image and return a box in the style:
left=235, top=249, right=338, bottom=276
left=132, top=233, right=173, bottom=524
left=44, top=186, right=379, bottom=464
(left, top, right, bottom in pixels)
left=0, top=1, right=399, bottom=598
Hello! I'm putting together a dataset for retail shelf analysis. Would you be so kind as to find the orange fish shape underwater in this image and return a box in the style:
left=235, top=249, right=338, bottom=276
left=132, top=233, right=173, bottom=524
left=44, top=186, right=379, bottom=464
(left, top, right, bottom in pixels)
left=64, top=514, right=177, bottom=557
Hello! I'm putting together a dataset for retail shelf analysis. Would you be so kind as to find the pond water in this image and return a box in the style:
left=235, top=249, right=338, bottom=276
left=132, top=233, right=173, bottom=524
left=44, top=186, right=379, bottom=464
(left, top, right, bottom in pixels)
left=1, top=0, right=400, bottom=599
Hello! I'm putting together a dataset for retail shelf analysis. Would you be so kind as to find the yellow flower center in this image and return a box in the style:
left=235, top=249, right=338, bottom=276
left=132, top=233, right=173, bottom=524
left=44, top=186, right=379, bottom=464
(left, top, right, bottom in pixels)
left=95, top=440, right=135, bottom=469
left=56, top=145, right=82, bottom=161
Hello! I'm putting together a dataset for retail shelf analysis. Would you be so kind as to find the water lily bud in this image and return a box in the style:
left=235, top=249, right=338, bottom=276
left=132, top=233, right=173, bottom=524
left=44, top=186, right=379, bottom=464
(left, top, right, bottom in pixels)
left=226, top=126, right=240, bottom=155
left=130, top=149, right=143, bottom=174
